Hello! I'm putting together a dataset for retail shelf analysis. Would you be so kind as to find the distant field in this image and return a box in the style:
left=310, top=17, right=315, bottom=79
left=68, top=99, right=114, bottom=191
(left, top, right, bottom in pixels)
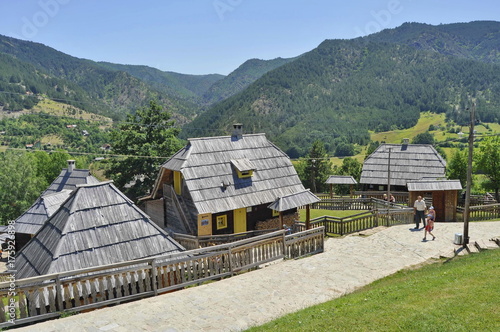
left=32, top=99, right=112, bottom=125
left=370, top=112, right=447, bottom=143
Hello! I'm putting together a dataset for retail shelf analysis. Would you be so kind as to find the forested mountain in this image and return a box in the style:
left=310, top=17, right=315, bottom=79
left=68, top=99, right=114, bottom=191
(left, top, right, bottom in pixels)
left=366, top=21, right=500, bottom=64
left=0, top=52, right=92, bottom=112
left=183, top=36, right=500, bottom=157
left=201, top=57, right=297, bottom=106
left=0, top=34, right=195, bottom=121
left=96, top=62, right=224, bottom=104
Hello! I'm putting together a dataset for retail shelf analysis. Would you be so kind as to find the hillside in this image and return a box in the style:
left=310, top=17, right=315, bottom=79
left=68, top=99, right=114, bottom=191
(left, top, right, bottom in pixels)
left=366, top=21, right=500, bottom=64
left=183, top=34, right=500, bottom=158
left=0, top=34, right=195, bottom=121
left=0, top=52, right=93, bottom=112
left=201, top=57, right=297, bottom=106
left=96, top=62, right=224, bottom=104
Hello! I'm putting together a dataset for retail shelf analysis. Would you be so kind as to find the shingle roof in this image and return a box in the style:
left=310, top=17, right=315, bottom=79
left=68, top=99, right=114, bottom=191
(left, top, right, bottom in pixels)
left=325, top=175, right=358, bottom=185
left=15, top=181, right=184, bottom=279
left=161, top=133, right=314, bottom=214
left=14, top=190, right=72, bottom=234
left=360, top=144, right=446, bottom=187
left=43, top=168, right=100, bottom=195
left=268, top=190, right=320, bottom=212
left=407, top=179, right=462, bottom=191
left=14, top=167, right=99, bottom=235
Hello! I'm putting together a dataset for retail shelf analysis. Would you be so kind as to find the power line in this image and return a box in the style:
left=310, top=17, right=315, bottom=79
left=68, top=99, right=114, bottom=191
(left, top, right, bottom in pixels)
left=5, top=147, right=170, bottom=160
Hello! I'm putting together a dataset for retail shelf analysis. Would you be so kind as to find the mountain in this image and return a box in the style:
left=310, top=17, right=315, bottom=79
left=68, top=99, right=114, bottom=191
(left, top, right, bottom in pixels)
left=96, top=62, right=224, bottom=104
left=201, top=57, right=297, bottom=106
left=0, top=52, right=93, bottom=112
left=366, top=21, right=500, bottom=64
left=183, top=25, right=500, bottom=157
left=0, top=34, right=195, bottom=121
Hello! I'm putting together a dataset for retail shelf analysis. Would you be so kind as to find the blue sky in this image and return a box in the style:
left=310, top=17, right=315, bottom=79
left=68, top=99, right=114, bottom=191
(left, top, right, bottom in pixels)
left=0, top=0, right=499, bottom=75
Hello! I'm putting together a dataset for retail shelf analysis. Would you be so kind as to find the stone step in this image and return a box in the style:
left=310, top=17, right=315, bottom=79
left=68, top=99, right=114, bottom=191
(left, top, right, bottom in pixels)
left=466, top=242, right=481, bottom=254
left=490, top=236, right=500, bottom=246
left=475, top=239, right=500, bottom=250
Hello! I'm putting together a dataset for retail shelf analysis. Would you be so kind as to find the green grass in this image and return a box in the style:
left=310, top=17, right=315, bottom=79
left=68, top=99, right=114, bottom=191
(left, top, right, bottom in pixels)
left=246, top=249, right=500, bottom=332
left=298, top=208, right=370, bottom=221
left=371, top=112, right=447, bottom=144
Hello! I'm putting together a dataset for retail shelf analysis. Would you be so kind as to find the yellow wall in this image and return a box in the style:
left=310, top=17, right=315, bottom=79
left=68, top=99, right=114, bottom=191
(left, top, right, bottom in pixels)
left=198, top=213, right=212, bottom=236
left=173, top=171, right=182, bottom=195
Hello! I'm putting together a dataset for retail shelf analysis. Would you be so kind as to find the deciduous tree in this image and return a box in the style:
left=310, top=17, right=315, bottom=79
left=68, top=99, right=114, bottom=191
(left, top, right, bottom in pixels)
left=475, top=135, right=500, bottom=201
left=107, top=100, right=182, bottom=201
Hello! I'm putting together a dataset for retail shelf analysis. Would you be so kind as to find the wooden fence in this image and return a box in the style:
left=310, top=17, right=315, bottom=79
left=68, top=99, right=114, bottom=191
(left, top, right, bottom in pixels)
left=173, top=229, right=280, bottom=250
left=0, top=227, right=324, bottom=328
left=295, top=208, right=414, bottom=236
left=456, top=203, right=500, bottom=222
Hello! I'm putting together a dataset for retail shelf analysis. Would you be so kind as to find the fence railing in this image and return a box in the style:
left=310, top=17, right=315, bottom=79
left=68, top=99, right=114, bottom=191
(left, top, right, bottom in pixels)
left=0, top=227, right=324, bottom=328
left=456, top=203, right=500, bottom=222
left=172, top=229, right=280, bottom=250
left=294, top=208, right=414, bottom=236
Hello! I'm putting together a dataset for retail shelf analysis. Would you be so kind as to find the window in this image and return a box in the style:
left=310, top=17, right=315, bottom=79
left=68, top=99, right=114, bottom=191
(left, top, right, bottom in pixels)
left=216, top=215, right=227, bottom=230
left=230, top=158, right=255, bottom=179
left=272, top=209, right=279, bottom=217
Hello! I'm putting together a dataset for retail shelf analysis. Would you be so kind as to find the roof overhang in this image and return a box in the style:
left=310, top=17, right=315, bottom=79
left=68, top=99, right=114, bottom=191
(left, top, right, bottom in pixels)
left=407, top=179, right=462, bottom=191
left=268, top=190, right=320, bottom=212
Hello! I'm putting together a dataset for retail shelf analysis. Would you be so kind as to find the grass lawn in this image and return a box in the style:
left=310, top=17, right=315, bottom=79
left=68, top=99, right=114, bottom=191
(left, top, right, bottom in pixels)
left=247, top=249, right=500, bottom=332
left=298, top=208, right=370, bottom=221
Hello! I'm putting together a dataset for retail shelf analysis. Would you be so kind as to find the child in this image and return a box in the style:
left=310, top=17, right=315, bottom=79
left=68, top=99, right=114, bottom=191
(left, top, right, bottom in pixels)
left=423, top=206, right=436, bottom=241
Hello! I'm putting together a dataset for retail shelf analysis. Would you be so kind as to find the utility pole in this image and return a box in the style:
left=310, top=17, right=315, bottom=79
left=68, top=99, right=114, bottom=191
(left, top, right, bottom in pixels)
left=463, top=102, right=475, bottom=247
left=387, top=148, right=392, bottom=204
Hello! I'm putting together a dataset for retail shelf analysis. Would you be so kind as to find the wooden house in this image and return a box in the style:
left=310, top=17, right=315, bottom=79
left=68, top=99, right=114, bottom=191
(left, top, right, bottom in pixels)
left=359, top=140, right=446, bottom=193
left=14, top=160, right=100, bottom=251
left=141, top=124, right=319, bottom=236
left=407, top=179, right=462, bottom=222
left=16, top=181, right=184, bottom=279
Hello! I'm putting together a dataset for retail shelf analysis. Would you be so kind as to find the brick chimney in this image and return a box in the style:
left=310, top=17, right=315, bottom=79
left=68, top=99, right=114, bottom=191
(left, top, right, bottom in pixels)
left=232, top=123, right=243, bottom=140
left=67, top=160, right=75, bottom=172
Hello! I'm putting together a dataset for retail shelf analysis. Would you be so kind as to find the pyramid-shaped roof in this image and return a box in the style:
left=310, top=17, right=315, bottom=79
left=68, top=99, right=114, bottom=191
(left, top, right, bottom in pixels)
left=16, top=181, right=184, bottom=279
left=15, top=164, right=99, bottom=235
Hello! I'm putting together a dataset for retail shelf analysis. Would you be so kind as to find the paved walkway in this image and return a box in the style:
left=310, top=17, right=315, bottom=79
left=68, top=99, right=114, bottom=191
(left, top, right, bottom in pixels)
left=16, top=221, right=500, bottom=332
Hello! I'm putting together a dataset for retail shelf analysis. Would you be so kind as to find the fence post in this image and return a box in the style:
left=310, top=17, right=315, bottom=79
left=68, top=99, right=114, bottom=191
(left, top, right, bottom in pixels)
left=55, top=275, right=63, bottom=312
left=282, top=231, right=287, bottom=258
left=151, top=260, right=158, bottom=296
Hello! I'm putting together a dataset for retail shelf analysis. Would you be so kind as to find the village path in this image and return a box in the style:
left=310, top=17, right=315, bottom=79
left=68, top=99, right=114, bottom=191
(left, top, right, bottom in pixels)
left=16, top=221, right=500, bottom=332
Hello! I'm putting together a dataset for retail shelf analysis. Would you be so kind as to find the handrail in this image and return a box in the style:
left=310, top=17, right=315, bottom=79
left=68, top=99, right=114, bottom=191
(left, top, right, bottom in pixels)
left=167, top=185, right=194, bottom=235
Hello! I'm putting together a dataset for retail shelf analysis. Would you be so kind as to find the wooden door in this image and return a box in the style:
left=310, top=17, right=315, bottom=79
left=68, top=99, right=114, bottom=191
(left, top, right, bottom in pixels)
left=233, top=208, right=247, bottom=233
left=432, top=191, right=445, bottom=222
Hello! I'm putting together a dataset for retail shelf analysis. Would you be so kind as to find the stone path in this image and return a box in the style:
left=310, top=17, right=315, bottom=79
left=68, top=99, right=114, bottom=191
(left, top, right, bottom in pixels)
left=15, top=221, right=500, bottom=332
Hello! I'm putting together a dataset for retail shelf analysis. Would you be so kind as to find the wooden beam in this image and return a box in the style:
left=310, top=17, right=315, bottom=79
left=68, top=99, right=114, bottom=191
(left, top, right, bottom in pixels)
left=306, top=205, right=311, bottom=230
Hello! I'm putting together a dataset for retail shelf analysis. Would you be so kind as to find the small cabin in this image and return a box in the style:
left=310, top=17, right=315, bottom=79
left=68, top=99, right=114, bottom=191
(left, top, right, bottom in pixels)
left=407, top=179, right=462, bottom=222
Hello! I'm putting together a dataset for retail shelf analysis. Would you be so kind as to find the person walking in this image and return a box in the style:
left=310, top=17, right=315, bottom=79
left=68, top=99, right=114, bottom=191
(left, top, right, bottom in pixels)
left=423, top=206, right=436, bottom=241
left=413, top=195, right=426, bottom=229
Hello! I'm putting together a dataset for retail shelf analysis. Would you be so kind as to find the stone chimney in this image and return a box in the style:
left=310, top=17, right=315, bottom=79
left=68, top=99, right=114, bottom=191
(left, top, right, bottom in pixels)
left=402, top=138, right=409, bottom=145
left=232, top=123, right=243, bottom=140
left=67, top=160, right=75, bottom=173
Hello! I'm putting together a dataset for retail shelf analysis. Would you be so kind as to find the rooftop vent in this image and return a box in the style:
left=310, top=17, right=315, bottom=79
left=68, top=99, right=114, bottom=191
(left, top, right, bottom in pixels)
left=232, top=123, right=243, bottom=140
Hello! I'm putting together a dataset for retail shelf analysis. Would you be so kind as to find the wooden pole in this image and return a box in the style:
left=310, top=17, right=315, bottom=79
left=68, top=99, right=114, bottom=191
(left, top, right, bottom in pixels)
left=306, top=205, right=311, bottom=230
left=463, top=103, right=475, bottom=247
